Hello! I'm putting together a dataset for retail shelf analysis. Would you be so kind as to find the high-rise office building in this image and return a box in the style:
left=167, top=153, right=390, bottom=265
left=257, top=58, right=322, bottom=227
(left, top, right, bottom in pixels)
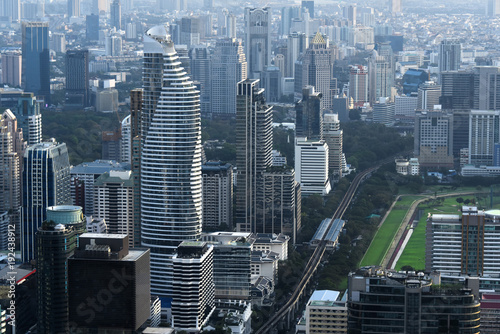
left=1, top=51, right=21, bottom=87
left=70, top=160, right=127, bottom=215
left=295, top=137, right=331, bottom=195
left=473, top=66, right=500, bottom=110
left=468, top=110, right=500, bottom=166
left=389, top=0, right=402, bottom=13
left=349, top=65, right=369, bottom=107
left=402, top=68, right=428, bottom=95
left=179, top=17, right=201, bottom=47
left=487, top=0, right=500, bottom=16
left=65, top=49, right=90, bottom=108
left=414, top=110, right=454, bottom=169
left=287, top=32, right=308, bottom=78
left=172, top=241, right=215, bottom=332
left=36, top=205, right=84, bottom=333
left=260, top=65, right=282, bottom=102
left=210, top=38, right=247, bottom=115
left=21, top=22, right=50, bottom=105
left=295, top=32, right=335, bottom=111
left=0, top=110, right=23, bottom=241
left=372, top=97, right=395, bottom=127
left=94, top=170, right=134, bottom=247
left=21, top=141, right=71, bottom=262
left=280, top=6, right=300, bottom=36
left=67, top=0, right=80, bottom=17
left=1, top=0, right=20, bottom=22
left=426, top=206, right=500, bottom=276
left=438, top=40, right=461, bottom=78
left=13, top=93, right=41, bottom=145
left=69, top=233, right=150, bottom=331
left=417, top=81, right=441, bottom=110
left=201, top=232, right=252, bottom=300
left=86, top=14, right=99, bottom=40
left=440, top=70, right=475, bottom=109
left=323, top=113, right=343, bottom=177
left=244, top=7, right=271, bottom=78
left=262, top=167, right=300, bottom=239
left=344, top=5, right=356, bottom=26
left=130, top=89, right=142, bottom=248
left=235, top=79, right=273, bottom=233
left=296, top=86, right=322, bottom=140
left=301, top=0, right=314, bottom=18
left=141, top=26, right=203, bottom=299
left=348, top=268, right=481, bottom=333
left=202, top=162, right=233, bottom=230
left=110, top=0, right=121, bottom=30
left=369, top=48, right=394, bottom=105
left=189, top=46, right=210, bottom=114
left=121, top=114, right=131, bottom=164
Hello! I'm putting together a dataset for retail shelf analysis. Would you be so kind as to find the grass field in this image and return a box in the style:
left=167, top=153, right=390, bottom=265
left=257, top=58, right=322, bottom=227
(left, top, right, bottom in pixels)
left=359, top=195, right=423, bottom=267
left=394, top=193, right=496, bottom=270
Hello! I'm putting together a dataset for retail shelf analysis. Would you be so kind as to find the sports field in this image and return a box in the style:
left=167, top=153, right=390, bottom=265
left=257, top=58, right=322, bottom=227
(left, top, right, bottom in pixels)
left=394, top=193, right=494, bottom=270
left=359, top=196, right=423, bottom=267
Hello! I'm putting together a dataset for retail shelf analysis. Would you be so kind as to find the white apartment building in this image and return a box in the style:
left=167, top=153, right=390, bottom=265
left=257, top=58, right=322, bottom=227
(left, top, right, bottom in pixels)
left=295, top=137, right=331, bottom=195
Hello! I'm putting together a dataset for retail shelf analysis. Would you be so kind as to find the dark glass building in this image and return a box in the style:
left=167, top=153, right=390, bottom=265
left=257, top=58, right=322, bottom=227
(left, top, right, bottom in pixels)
left=65, top=50, right=90, bottom=108
left=21, top=142, right=71, bottom=263
left=36, top=205, right=85, bottom=333
left=86, top=14, right=99, bottom=40
left=21, top=22, right=50, bottom=105
left=402, top=69, right=429, bottom=95
left=68, top=234, right=150, bottom=331
left=295, top=85, right=322, bottom=140
left=348, top=268, right=481, bottom=334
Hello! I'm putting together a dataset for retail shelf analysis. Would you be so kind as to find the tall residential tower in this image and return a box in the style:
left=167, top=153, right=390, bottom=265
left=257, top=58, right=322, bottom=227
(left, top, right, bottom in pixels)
left=141, top=26, right=202, bottom=299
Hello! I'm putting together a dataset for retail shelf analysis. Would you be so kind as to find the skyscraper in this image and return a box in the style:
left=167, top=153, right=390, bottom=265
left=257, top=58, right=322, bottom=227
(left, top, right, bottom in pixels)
left=67, top=0, right=80, bottom=17
left=389, top=0, right=402, bottom=13
left=110, top=0, right=121, bottom=30
left=36, top=206, right=84, bottom=333
left=172, top=241, right=215, bottom=331
left=417, top=81, right=441, bottom=110
left=244, top=7, right=271, bottom=78
left=296, top=86, right=322, bottom=140
left=439, top=70, right=475, bottom=109
left=323, top=113, right=343, bottom=178
left=68, top=233, right=150, bottom=331
left=301, top=0, right=314, bottom=18
left=486, top=0, right=500, bottom=16
left=0, top=110, right=23, bottom=242
left=86, top=14, right=99, bottom=40
left=1, top=51, right=21, bottom=87
left=369, top=47, right=394, bottom=105
left=295, top=137, right=331, bottom=195
left=21, top=141, right=71, bottom=262
left=414, top=110, right=454, bottom=169
left=210, top=38, right=247, bottom=115
left=21, top=22, right=50, bottom=105
left=94, top=170, right=134, bottom=247
left=65, top=49, right=90, bottom=108
left=189, top=46, right=210, bottom=115
left=13, top=93, right=41, bottom=145
left=235, top=79, right=273, bottom=233
left=201, top=162, right=233, bottom=230
left=1, top=0, right=20, bottom=22
left=295, top=32, right=335, bottom=112
left=287, top=32, right=308, bottom=78
left=438, top=40, right=461, bottom=76
left=349, top=65, right=369, bottom=107
left=121, top=114, right=131, bottom=164
left=130, top=89, right=142, bottom=248
left=141, top=26, right=202, bottom=299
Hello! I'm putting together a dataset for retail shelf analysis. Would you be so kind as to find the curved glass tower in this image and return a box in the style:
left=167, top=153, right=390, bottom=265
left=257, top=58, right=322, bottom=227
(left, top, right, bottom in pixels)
left=141, top=26, right=202, bottom=298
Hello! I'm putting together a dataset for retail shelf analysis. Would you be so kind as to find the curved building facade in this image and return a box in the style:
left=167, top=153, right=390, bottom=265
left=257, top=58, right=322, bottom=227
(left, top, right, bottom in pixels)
left=141, top=26, right=202, bottom=298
